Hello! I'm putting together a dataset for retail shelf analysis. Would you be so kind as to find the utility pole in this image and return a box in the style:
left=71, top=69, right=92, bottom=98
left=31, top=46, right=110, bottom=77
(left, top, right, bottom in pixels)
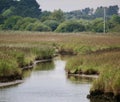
left=103, top=7, right=106, bottom=34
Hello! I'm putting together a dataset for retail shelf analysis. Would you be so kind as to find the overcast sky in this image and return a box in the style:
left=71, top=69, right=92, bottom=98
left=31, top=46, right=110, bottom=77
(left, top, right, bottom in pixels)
left=36, top=0, right=120, bottom=12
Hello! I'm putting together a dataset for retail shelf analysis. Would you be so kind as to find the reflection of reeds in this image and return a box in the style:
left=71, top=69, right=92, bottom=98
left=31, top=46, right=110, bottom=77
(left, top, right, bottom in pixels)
left=34, top=61, right=54, bottom=71
left=67, top=74, right=94, bottom=84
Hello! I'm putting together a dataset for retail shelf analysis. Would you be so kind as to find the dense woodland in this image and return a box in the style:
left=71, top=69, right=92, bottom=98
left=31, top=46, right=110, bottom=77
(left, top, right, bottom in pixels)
left=0, top=0, right=120, bottom=32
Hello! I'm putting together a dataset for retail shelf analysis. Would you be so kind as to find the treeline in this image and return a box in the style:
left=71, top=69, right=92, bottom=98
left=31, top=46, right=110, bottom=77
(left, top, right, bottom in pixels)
left=0, top=0, right=120, bottom=33
left=0, top=13, right=120, bottom=32
left=65, top=5, right=119, bottom=20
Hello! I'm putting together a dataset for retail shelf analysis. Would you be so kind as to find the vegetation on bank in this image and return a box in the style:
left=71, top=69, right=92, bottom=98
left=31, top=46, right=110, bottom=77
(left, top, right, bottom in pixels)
left=0, top=31, right=120, bottom=97
left=0, top=45, right=55, bottom=82
left=90, top=51, right=120, bottom=96
left=65, top=49, right=120, bottom=75
left=64, top=36, right=120, bottom=97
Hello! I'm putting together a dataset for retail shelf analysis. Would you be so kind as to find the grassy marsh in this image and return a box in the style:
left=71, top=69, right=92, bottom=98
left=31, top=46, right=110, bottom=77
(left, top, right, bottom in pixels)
left=0, top=31, right=120, bottom=97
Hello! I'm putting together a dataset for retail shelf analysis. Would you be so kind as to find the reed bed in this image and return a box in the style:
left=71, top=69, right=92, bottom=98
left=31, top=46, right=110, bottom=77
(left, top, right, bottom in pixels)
left=0, top=31, right=120, bottom=96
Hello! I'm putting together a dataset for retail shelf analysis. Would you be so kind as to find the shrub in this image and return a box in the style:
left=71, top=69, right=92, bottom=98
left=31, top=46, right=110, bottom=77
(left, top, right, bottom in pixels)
left=91, top=18, right=104, bottom=32
left=14, top=17, right=38, bottom=30
left=55, top=20, right=85, bottom=32
left=43, top=20, right=59, bottom=31
left=2, top=16, right=22, bottom=30
left=32, top=22, right=51, bottom=32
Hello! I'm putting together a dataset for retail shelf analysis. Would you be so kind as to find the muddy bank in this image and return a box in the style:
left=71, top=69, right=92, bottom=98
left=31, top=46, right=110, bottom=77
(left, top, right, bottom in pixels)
left=67, top=74, right=98, bottom=79
left=87, top=91, right=120, bottom=102
left=22, top=59, right=52, bottom=70
left=0, top=80, right=24, bottom=88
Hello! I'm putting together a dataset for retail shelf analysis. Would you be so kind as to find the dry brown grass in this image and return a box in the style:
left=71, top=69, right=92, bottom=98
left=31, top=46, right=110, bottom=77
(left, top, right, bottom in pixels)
left=0, top=31, right=120, bottom=48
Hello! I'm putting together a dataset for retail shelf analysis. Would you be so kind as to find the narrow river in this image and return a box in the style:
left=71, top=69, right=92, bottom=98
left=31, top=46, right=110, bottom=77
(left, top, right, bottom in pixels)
left=0, top=58, right=91, bottom=102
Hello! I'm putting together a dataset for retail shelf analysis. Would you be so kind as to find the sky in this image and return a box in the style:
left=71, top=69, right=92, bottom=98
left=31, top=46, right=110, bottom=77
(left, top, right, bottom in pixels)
left=36, top=0, right=120, bottom=12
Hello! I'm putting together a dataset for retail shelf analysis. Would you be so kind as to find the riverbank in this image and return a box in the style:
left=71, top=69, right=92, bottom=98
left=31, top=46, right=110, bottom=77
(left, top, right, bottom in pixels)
left=0, top=80, right=24, bottom=88
left=65, top=48, right=120, bottom=98
left=0, top=58, right=53, bottom=88
left=67, top=74, right=98, bottom=79
left=87, top=91, right=120, bottom=102
left=0, top=45, right=55, bottom=82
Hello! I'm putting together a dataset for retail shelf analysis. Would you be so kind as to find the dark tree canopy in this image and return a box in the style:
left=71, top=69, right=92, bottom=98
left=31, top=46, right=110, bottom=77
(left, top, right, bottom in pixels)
left=107, top=5, right=119, bottom=16
left=0, top=0, right=16, bottom=13
left=14, top=0, right=41, bottom=18
left=0, top=0, right=41, bottom=18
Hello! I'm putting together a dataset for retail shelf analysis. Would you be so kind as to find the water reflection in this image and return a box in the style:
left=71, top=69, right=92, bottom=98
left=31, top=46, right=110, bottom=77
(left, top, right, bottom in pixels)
left=0, top=59, right=90, bottom=102
left=34, top=61, right=55, bottom=71
left=67, top=75, right=94, bottom=84
left=22, top=69, right=32, bottom=79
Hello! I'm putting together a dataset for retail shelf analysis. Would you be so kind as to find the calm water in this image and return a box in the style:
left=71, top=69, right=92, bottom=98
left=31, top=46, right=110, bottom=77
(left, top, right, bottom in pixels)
left=0, top=58, right=91, bottom=102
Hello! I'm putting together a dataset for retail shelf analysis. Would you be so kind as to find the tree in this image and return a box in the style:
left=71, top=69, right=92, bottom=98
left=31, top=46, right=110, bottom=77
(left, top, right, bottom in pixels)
left=82, top=8, right=91, bottom=15
left=43, top=20, right=59, bottom=31
left=0, top=0, right=15, bottom=13
left=32, top=22, right=51, bottom=31
left=111, top=15, right=120, bottom=24
left=14, top=17, right=38, bottom=30
left=0, top=15, right=5, bottom=24
left=14, top=0, right=41, bottom=18
left=2, top=6, right=15, bottom=18
left=2, top=16, right=22, bottom=30
left=40, top=11, right=52, bottom=22
left=49, top=9, right=65, bottom=22
left=55, top=20, right=85, bottom=32
left=107, top=5, right=119, bottom=16
left=0, top=0, right=42, bottom=18
left=91, top=18, right=104, bottom=32
left=94, top=6, right=104, bottom=18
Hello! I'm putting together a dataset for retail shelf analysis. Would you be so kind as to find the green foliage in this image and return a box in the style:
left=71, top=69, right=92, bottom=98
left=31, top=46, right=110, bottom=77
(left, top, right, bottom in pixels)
left=15, top=17, right=38, bottom=30
left=40, top=11, right=52, bottom=22
left=49, top=9, right=65, bottom=22
left=31, top=22, right=51, bottom=32
left=55, top=20, right=85, bottom=32
left=14, top=0, right=41, bottom=18
left=0, top=14, right=5, bottom=24
left=0, top=44, right=55, bottom=82
left=32, top=47, right=55, bottom=60
left=0, top=0, right=15, bottom=13
left=94, top=7, right=104, bottom=18
left=0, top=0, right=41, bottom=18
left=43, top=20, right=59, bottom=31
left=0, top=59, right=21, bottom=77
left=91, top=18, right=104, bottom=32
left=2, top=16, right=22, bottom=30
left=109, top=24, right=120, bottom=32
left=111, top=15, right=120, bottom=24
left=2, top=6, right=15, bottom=18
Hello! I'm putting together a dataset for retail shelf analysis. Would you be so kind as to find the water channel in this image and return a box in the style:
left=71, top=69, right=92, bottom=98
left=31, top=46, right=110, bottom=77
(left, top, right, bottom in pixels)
left=0, top=57, right=91, bottom=102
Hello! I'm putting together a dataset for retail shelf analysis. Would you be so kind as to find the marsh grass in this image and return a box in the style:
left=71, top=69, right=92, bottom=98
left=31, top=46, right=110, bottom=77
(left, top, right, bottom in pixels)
left=0, top=31, right=120, bottom=94
left=0, top=43, right=55, bottom=82
left=66, top=50, right=120, bottom=74
left=90, top=50, right=120, bottom=95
